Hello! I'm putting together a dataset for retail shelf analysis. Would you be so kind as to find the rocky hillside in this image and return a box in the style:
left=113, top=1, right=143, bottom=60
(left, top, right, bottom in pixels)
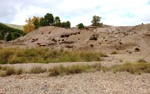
left=1, top=24, right=150, bottom=55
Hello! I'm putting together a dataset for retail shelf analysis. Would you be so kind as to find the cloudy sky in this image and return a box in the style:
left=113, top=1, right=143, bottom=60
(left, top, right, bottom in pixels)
left=0, top=0, right=150, bottom=27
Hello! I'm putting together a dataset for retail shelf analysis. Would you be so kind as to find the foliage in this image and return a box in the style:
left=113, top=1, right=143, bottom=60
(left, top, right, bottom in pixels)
left=91, top=15, right=102, bottom=26
left=44, top=13, right=54, bottom=26
left=6, top=33, right=12, bottom=41
left=61, top=22, right=66, bottom=27
left=78, top=23, right=85, bottom=29
left=0, top=23, right=25, bottom=41
left=23, top=16, right=40, bottom=34
left=65, top=21, right=71, bottom=28
left=40, top=17, right=47, bottom=26
left=34, top=19, right=40, bottom=29
left=53, top=16, right=61, bottom=27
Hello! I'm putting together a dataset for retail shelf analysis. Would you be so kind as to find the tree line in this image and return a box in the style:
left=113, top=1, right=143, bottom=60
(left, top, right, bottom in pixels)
left=0, top=23, right=26, bottom=41
left=24, top=13, right=71, bottom=34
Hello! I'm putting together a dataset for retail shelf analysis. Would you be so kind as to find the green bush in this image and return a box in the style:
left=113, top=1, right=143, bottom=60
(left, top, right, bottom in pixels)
left=90, top=33, right=98, bottom=40
left=78, top=23, right=85, bottom=29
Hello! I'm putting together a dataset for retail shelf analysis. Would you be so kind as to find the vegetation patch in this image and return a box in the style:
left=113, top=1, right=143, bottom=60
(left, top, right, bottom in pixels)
left=113, top=62, right=150, bottom=75
left=137, top=59, right=147, bottom=63
left=48, top=63, right=103, bottom=76
left=0, top=66, right=23, bottom=77
left=29, top=66, right=47, bottom=74
left=0, top=48, right=105, bottom=64
left=111, top=51, right=119, bottom=54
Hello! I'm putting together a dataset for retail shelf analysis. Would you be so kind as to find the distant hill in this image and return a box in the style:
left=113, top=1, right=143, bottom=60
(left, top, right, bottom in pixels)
left=0, top=22, right=26, bottom=41
left=4, top=23, right=24, bottom=30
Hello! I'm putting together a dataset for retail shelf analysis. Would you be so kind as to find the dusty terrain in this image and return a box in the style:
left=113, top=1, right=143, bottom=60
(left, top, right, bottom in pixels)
left=0, top=24, right=150, bottom=93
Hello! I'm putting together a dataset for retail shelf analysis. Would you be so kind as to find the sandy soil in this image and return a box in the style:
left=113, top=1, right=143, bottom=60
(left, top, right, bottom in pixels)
left=0, top=24, right=150, bottom=93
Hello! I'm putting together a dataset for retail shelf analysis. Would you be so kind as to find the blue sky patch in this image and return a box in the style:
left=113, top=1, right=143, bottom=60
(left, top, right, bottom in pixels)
left=65, top=16, right=71, bottom=19
left=121, top=13, right=135, bottom=18
left=101, top=17, right=106, bottom=20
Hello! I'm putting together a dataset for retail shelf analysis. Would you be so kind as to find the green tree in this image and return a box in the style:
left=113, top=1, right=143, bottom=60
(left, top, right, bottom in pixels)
left=65, top=21, right=71, bottom=28
left=0, top=30, right=5, bottom=39
left=54, top=16, right=61, bottom=27
left=78, top=23, right=85, bottom=29
left=44, top=13, right=54, bottom=26
left=61, top=22, right=66, bottom=27
left=40, top=17, right=46, bottom=26
left=7, top=33, right=12, bottom=41
left=91, top=15, right=102, bottom=26
left=34, top=19, right=40, bottom=29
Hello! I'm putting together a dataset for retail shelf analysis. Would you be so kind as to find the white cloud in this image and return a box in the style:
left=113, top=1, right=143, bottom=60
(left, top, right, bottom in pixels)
left=0, top=0, right=150, bottom=27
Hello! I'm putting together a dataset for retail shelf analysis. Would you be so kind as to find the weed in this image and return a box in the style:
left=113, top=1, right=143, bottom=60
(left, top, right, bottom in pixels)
left=137, top=59, right=147, bottom=63
left=29, top=66, right=47, bottom=74
left=111, top=51, right=119, bottom=54
left=112, top=62, right=150, bottom=74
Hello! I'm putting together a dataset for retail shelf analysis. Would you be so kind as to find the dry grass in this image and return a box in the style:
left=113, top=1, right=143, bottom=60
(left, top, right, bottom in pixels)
left=111, top=51, right=119, bottom=54
left=0, top=48, right=104, bottom=64
left=29, top=66, right=47, bottom=74
left=0, top=61, right=150, bottom=77
left=48, top=63, right=104, bottom=76
left=137, top=59, right=147, bottom=63
left=113, top=62, right=150, bottom=75
left=0, top=66, right=23, bottom=77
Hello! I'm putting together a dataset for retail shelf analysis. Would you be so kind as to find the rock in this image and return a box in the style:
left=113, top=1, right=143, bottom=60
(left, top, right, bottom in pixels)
left=135, top=48, right=140, bottom=52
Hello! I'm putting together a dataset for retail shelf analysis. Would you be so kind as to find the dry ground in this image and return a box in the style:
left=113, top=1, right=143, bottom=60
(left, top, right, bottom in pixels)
left=0, top=24, right=150, bottom=93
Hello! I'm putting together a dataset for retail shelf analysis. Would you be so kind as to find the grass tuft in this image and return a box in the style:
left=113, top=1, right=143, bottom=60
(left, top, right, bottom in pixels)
left=137, top=59, right=147, bottom=63
left=48, top=63, right=104, bottom=76
left=29, top=66, right=47, bottom=74
left=113, top=62, right=150, bottom=74
left=111, top=51, right=119, bottom=54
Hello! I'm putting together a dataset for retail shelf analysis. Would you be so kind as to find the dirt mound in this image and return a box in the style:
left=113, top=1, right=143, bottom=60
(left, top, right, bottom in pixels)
left=1, top=24, right=150, bottom=55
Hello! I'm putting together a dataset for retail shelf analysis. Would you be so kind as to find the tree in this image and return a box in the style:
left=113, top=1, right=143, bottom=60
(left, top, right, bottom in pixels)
left=40, top=17, right=46, bottom=26
left=44, top=13, right=54, bottom=26
left=78, top=23, right=85, bottom=29
left=65, top=21, right=71, bottom=28
left=23, top=16, right=40, bottom=33
left=61, top=22, right=66, bottom=27
left=54, top=16, right=61, bottom=27
left=34, top=19, right=40, bottom=29
left=7, top=33, right=12, bottom=41
left=91, top=15, right=102, bottom=26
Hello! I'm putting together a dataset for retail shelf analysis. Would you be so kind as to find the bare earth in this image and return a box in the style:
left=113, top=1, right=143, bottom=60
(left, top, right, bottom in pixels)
left=0, top=71, right=150, bottom=94
left=0, top=24, right=150, bottom=93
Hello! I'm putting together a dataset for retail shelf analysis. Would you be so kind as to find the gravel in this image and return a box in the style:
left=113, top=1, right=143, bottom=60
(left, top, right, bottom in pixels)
left=0, top=71, right=150, bottom=94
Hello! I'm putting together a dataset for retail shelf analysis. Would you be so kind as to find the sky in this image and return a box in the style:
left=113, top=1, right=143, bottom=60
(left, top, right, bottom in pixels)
left=0, top=0, right=150, bottom=27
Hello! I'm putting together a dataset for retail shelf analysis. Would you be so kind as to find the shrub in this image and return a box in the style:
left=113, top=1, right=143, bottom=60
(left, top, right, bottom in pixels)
left=78, top=23, right=85, bottom=29
left=90, top=33, right=98, bottom=40
left=6, top=33, right=12, bottom=41
left=111, top=51, right=119, bottom=54
left=137, top=59, right=147, bottom=63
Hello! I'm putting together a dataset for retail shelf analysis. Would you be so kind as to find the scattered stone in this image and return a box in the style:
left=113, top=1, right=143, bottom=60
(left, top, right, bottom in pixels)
left=90, top=44, right=94, bottom=47
left=135, top=48, right=140, bottom=52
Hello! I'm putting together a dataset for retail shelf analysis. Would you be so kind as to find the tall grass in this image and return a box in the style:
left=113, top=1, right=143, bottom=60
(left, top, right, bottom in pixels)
left=48, top=63, right=103, bottom=76
left=0, top=48, right=104, bottom=64
left=113, top=62, right=150, bottom=74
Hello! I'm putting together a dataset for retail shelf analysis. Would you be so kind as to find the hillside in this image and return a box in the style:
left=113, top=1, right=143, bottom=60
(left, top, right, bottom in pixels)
left=4, top=23, right=23, bottom=30
left=0, top=23, right=25, bottom=41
